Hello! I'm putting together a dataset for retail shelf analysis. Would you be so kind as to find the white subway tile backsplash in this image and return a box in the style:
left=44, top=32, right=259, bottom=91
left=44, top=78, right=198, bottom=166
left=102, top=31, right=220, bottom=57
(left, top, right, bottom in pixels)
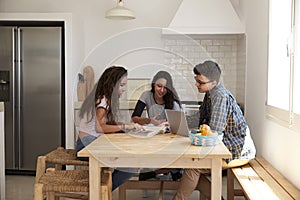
left=213, top=39, right=225, bottom=45
left=207, top=46, right=219, bottom=52
left=162, top=34, right=246, bottom=104
left=232, top=45, right=238, bottom=52
left=225, top=39, right=238, bottom=46
left=219, top=45, right=232, bottom=52
left=224, top=52, right=237, bottom=58
left=212, top=52, right=225, bottom=58
left=201, top=40, right=213, bottom=46
left=188, top=52, right=200, bottom=58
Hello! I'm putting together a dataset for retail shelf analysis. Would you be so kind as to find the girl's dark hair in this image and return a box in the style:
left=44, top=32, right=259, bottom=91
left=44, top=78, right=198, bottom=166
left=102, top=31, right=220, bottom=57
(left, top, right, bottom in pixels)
left=79, top=66, right=127, bottom=125
left=150, top=71, right=181, bottom=109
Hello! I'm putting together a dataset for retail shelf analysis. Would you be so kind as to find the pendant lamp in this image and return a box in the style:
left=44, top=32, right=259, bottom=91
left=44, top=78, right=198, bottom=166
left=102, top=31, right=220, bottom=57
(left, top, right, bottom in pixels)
left=105, top=0, right=135, bottom=20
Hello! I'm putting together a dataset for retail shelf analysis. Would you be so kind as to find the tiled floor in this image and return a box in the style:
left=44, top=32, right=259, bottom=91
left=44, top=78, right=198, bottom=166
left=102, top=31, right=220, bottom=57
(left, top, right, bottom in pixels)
left=5, top=175, right=244, bottom=200
left=5, top=175, right=35, bottom=200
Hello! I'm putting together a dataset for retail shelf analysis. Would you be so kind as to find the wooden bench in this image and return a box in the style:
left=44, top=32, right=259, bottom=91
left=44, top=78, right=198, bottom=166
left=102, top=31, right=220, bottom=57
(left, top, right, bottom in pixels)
left=227, top=156, right=300, bottom=200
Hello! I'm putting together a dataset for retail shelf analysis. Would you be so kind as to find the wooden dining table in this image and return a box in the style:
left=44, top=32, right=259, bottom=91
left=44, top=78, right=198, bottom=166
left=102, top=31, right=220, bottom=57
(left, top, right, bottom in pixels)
left=77, top=133, right=231, bottom=200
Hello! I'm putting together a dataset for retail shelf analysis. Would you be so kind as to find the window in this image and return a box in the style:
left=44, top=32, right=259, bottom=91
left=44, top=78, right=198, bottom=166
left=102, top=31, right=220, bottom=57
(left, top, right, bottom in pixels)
left=267, top=0, right=300, bottom=130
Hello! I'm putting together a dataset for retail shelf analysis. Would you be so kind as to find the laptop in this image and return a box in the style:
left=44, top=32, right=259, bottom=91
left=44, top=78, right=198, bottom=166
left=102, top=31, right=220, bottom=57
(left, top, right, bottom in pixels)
left=165, top=109, right=189, bottom=137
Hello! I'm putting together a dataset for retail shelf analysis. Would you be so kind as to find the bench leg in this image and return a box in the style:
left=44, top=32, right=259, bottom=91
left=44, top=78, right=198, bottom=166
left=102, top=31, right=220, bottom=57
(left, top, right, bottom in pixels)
left=227, top=168, right=234, bottom=200
left=119, top=184, right=126, bottom=200
left=158, top=181, right=164, bottom=200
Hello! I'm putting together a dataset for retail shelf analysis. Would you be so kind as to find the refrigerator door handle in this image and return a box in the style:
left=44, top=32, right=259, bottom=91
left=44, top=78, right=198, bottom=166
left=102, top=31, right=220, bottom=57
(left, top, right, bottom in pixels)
left=11, top=27, right=17, bottom=168
left=16, top=27, right=23, bottom=169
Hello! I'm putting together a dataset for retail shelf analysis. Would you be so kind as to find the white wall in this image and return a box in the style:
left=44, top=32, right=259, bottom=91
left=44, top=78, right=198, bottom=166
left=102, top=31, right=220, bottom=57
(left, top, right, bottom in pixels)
left=0, top=0, right=182, bottom=147
left=242, top=0, right=300, bottom=189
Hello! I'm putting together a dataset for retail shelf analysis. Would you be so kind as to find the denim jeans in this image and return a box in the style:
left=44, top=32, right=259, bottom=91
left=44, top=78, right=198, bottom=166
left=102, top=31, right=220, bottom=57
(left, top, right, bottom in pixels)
left=76, top=135, right=137, bottom=191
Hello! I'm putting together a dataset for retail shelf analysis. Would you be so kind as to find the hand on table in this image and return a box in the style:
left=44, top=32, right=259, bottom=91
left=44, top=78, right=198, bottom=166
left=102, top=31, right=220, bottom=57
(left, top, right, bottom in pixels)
left=123, top=123, right=143, bottom=131
left=150, top=115, right=167, bottom=126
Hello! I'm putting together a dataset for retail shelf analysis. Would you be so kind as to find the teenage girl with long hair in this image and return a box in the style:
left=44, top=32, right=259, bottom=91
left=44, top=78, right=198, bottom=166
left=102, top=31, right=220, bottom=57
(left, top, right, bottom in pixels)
left=76, top=66, right=141, bottom=191
left=131, top=70, right=183, bottom=181
left=132, top=70, right=181, bottom=125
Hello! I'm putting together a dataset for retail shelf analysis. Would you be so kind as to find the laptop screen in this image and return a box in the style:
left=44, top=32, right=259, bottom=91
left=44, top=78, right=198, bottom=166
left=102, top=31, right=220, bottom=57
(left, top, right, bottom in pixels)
left=165, top=109, right=189, bottom=137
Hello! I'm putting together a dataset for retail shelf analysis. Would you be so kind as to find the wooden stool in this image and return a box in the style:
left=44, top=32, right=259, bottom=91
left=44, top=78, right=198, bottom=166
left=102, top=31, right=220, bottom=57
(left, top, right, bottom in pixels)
left=34, top=147, right=112, bottom=200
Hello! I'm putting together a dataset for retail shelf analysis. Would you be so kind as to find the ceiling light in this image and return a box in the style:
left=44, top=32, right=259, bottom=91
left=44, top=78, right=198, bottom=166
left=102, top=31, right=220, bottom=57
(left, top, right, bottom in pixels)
left=105, top=0, right=135, bottom=20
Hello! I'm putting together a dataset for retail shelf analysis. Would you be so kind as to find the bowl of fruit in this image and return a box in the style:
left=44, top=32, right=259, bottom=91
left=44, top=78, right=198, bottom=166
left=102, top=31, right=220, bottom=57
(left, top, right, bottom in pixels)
left=189, top=124, right=220, bottom=146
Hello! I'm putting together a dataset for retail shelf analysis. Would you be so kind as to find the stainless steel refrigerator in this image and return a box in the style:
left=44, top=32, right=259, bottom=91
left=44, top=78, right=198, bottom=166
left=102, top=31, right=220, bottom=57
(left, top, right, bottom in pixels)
left=0, top=22, right=65, bottom=174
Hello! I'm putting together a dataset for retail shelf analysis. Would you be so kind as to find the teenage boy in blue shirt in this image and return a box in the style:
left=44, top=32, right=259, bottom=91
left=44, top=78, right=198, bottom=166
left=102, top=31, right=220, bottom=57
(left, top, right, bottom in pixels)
left=173, top=60, right=256, bottom=200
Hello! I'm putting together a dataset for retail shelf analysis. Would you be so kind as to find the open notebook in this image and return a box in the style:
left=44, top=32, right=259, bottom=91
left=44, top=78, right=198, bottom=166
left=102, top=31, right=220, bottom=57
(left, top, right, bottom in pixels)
left=127, top=125, right=165, bottom=138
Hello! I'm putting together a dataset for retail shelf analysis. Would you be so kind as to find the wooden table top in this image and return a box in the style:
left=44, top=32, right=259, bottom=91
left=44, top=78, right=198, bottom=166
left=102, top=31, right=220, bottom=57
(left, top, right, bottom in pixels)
left=78, top=133, right=231, bottom=160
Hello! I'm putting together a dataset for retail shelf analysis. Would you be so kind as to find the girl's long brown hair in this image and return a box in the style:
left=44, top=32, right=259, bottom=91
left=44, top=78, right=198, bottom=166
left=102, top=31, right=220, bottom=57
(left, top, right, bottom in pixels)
left=79, top=66, right=127, bottom=125
left=95, top=66, right=127, bottom=124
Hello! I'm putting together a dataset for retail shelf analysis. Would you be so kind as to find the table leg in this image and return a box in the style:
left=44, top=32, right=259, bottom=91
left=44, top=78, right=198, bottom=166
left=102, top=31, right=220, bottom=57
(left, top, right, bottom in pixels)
left=211, top=158, right=222, bottom=200
left=89, top=156, right=101, bottom=199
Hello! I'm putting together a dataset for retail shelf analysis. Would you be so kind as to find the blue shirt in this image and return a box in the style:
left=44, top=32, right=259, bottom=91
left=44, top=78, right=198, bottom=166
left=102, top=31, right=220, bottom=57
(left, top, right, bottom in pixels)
left=199, top=83, right=247, bottom=161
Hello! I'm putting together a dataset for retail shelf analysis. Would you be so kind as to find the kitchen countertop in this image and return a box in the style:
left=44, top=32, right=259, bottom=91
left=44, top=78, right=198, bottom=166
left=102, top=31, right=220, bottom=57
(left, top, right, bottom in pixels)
left=0, top=102, right=3, bottom=112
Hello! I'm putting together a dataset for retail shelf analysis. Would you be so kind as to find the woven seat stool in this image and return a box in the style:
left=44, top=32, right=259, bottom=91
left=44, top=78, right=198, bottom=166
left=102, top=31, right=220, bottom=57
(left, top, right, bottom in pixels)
left=34, top=147, right=112, bottom=200
left=43, top=147, right=89, bottom=170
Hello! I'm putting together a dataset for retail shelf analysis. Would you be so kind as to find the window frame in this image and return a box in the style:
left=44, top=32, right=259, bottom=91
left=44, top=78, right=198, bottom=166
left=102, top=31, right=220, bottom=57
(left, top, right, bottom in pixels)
left=266, top=0, right=300, bottom=132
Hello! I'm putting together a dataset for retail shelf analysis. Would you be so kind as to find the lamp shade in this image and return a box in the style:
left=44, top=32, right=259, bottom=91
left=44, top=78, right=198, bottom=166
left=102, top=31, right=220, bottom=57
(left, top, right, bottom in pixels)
left=105, top=1, right=135, bottom=20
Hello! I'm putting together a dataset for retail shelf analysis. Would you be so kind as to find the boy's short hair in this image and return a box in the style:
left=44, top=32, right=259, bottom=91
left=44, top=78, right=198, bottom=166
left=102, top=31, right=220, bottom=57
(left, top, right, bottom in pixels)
left=193, top=60, right=221, bottom=82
